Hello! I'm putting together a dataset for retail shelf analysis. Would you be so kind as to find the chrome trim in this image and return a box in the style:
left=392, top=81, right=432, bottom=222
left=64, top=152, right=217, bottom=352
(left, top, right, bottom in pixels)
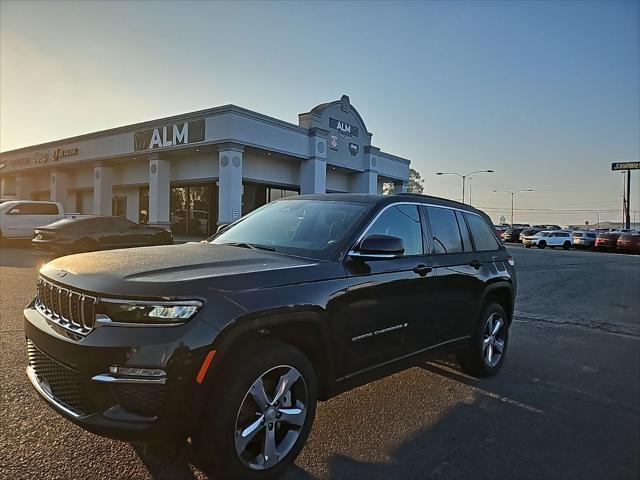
left=35, top=277, right=95, bottom=335
left=99, top=298, right=203, bottom=307
left=26, top=365, right=85, bottom=419
left=348, top=251, right=399, bottom=259
left=91, top=374, right=167, bottom=385
left=347, top=201, right=497, bottom=258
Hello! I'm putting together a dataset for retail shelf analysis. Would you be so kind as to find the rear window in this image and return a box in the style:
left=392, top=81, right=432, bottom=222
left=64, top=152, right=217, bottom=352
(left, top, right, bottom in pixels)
left=465, top=213, right=501, bottom=251
left=572, top=232, right=583, bottom=238
left=7, top=202, right=59, bottom=215
left=426, top=207, right=463, bottom=254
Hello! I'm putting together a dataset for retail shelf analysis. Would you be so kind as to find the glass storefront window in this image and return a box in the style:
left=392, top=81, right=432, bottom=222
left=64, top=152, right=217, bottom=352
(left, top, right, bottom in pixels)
left=170, top=185, right=214, bottom=237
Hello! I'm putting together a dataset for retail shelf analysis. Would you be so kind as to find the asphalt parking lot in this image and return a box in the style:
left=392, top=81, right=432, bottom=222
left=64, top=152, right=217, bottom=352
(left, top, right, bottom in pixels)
left=1, top=243, right=639, bottom=480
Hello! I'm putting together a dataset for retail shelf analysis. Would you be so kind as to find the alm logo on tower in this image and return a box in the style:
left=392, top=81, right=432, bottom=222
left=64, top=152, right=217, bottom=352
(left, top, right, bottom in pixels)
left=329, top=117, right=359, bottom=137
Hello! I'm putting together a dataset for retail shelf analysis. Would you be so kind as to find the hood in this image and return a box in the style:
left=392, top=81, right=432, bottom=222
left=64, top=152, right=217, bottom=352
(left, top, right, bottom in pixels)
left=39, top=242, right=342, bottom=298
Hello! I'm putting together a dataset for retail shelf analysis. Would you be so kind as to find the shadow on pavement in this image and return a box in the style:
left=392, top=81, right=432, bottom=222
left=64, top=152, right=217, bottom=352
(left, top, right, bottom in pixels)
left=0, top=241, right=54, bottom=268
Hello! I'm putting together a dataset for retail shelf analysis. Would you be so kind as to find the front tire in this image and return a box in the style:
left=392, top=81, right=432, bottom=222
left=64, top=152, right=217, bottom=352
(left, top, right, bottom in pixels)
left=457, top=302, right=509, bottom=377
left=537, top=241, right=546, bottom=249
left=193, top=340, right=317, bottom=480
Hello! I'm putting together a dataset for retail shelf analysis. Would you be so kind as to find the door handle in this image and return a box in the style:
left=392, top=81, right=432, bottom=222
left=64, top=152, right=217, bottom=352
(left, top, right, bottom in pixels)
left=413, top=264, right=433, bottom=277
left=470, top=259, right=482, bottom=270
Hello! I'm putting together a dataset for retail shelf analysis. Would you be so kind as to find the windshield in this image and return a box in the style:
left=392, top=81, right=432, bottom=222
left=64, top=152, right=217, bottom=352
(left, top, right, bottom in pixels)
left=211, top=199, right=370, bottom=259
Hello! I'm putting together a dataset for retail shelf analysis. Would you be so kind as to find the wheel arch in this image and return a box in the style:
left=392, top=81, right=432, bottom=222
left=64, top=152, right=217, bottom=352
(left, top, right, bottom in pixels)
left=207, top=309, right=336, bottom=401
left=481, top=282, right=514, bottom=324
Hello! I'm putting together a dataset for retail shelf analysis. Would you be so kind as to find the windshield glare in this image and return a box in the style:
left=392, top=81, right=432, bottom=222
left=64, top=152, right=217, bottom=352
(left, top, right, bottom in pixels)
left=211, top=200, right=369, bottom=258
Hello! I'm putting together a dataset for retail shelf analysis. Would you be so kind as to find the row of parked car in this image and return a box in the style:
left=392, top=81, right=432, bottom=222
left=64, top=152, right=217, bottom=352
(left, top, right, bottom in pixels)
left=494, top=223, right=640, bottom=254
left=0, top=199, right=173, bottom=253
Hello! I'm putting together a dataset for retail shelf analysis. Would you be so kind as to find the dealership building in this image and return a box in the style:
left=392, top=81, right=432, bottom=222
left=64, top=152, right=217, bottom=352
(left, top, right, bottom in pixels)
left=0, top=96, right=410, bottom=236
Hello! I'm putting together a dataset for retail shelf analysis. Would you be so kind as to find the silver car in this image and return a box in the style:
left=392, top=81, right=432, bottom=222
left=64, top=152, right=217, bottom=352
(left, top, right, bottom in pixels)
left=572, top=230, right=597, bottom=249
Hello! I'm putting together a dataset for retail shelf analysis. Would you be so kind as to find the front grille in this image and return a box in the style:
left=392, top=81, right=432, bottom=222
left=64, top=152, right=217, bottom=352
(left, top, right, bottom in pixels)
left=27, top=340, right=94, bottom=416
left=112, top=384, right=166, bottom=417
left=36, top=277, right=96, bottom=334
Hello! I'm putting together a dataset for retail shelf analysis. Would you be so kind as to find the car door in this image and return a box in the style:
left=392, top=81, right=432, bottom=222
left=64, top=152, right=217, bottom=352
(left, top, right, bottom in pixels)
left=115, top=218, right=148, bottom=246
left=423, top=206, right=486, bottom=344
left=3, top=202, right=33, bottom=237
left=341, top=203, right=437, bottom=375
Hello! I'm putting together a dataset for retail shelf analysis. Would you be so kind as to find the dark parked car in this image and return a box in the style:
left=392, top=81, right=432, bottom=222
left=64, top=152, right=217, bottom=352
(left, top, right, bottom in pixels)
left=24, top=194, right=516, bottom=480
left=595, top=231, right=622, bottom=251
left=502, top=227, right=524, bottom=242
left=32, top=216, right=173, bottom=253
left=617, top=232, right=640, bottom=254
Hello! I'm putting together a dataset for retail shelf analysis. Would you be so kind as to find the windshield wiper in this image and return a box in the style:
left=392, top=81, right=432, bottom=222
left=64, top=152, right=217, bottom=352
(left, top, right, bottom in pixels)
left=221, top=242, right=276, bottom=252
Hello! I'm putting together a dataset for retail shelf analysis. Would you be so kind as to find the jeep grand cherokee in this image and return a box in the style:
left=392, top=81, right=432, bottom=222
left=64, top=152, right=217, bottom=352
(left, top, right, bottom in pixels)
left=24, top=193, right=516, bottom=480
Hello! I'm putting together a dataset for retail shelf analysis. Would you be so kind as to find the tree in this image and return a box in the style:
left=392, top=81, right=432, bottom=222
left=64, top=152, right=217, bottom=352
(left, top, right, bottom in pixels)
left=407, top=168, right=425, bottom=194
left=382, top=169, right=425, bottom=195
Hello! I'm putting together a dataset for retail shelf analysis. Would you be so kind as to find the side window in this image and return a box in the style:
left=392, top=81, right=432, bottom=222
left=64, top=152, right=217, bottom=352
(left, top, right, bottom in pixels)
left=366, top=204, right=423, bottom=256
left=465, top=213, right=501, bottom=251
left=455, top=210, right=474, bottom=252
left=7, top=204, right=24, bottom=215
left=426, top=207, right=463, bottom=254
left=19, top=202, right=59, bottom=215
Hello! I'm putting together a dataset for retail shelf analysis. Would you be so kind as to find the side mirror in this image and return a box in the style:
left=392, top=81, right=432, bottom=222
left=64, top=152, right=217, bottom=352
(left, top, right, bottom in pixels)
left=217, top=223, right=230, bottom=234
left=350, top=234, right=404, bottom=260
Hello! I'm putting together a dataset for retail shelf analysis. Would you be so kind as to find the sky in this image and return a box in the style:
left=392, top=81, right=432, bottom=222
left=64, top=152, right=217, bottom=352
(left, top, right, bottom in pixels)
left=1, top=0, right=638, bottom=226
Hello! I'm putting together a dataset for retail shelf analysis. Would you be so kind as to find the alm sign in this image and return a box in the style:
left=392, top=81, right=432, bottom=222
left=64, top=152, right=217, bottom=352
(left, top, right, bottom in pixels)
left=329, top=117, right=359, bottom=137
left=134, top=119, right=205, bottom=151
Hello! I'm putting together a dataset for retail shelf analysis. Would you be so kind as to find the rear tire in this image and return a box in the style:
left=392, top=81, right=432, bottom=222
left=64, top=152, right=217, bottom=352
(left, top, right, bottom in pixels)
left=562, top=241, right=571, bottom=250
left=457, top=302, right=509, bottom=377
left=72, top=238, right=97, bottom=253
left=193, top=340, right=317, bottom=480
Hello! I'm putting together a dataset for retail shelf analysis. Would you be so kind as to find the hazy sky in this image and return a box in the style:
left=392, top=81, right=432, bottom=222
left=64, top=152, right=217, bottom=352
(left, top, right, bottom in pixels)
left=1, top=0, right=638, bottom=225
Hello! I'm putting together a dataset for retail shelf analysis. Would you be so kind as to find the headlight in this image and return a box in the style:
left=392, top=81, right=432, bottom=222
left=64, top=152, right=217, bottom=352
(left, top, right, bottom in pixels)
left=97, top=299, right=202, bottom=325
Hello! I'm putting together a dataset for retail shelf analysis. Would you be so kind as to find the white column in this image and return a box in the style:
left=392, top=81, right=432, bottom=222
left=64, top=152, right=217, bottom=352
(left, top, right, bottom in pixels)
left=218, top=143, right=244, bottom=225
left=148, top=156, right=171, bottom=229
left=93, top=166, right=113, bottom=215
left=353, top=171, right=378, bottom=194
left=16, top=176, right=33, bottom=200
left=300, top=129, right=327, bottom=194
left=353, top=149, right=378, bottom=194
left=50, top=171, right=71, bottom=211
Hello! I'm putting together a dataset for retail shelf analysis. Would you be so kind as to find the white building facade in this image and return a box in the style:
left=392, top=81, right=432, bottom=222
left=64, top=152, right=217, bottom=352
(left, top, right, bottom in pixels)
left=0, top=96, right=410, bottom=237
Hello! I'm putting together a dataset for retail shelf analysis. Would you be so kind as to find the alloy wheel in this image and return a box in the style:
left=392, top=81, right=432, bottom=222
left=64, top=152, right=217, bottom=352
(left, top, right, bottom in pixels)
left=234, top=365, right=308, bottom=470
left=483, top=313, right=506, bottom=367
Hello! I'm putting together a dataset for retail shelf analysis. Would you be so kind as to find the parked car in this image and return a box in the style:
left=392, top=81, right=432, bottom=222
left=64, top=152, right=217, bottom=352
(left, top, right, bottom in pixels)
left=545, top=225, right=562, bottom=231
left=502, top=227, right=524, bottom=243
left=519, top=228, right=541, bottom=242
left=595, top=232, right=622, bottom=251
left=32, top=216, right=173, bottom=253
left=0, top=200, right=64, bottom=240
left=523, top=230, right=572, bottom=249
left=617, top=232, right=640, bottom=254
left=24, top=193, right=516, bottom=480
left=494, top=226, right=506, bottom=239
left=572, top=230, right=598, bottom=249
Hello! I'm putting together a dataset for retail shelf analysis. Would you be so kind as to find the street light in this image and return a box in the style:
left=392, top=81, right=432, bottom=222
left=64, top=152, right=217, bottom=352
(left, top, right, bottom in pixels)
left=435, top=170, right=494, bottom=204
left=493, top=189, right=534, bottom=227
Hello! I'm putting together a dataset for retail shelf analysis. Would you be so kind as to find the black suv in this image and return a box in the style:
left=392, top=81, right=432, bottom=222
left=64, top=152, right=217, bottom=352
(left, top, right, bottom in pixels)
left=24, top=193, right=516, bottom=479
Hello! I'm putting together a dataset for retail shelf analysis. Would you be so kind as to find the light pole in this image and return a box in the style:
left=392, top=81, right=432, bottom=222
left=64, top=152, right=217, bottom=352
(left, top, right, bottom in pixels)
left=435, top=169, right=494, bottom=204
left=493, top=189, right=534, bottom=227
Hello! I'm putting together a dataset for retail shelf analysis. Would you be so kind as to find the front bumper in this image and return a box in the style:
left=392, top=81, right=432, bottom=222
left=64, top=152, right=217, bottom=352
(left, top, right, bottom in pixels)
left=24, top=301, right=218, bottom=443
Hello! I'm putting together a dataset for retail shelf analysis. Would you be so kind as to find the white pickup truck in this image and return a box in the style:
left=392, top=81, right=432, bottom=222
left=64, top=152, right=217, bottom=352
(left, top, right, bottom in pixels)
left=0, top=200, right=66, bottom=240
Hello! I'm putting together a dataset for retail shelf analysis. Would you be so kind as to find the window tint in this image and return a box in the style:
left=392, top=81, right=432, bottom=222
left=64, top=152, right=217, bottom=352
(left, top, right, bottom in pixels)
left=13, top=202, right=59, bottom=215
left=465, top=213, right=501, bottom=251
left=455, top=210, right=473, bottom=252
left=366, top=204, right=423, bottom=256
left=427, top=207, right=463, bottom=254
